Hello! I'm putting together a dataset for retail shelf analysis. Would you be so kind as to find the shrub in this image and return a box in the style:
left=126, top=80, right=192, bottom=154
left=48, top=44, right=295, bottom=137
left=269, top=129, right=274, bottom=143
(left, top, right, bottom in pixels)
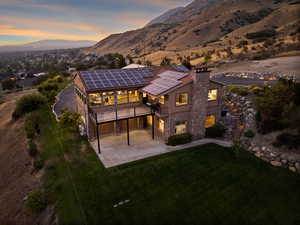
left=33, top=157, right=44, bottom=170
left=206, top=124, right=225, bottom=138
left=28, top=140, right=38, bottom=157
left=13, top=93, right=46, bottom=119
left=26, top=190, right=47, bottom=213
left=225, top=85, right=249, bottom=96
left=244, top=130, right=255, bottom=138
left=59, top=110, right=81, bottom=133
left=25, top=119, right=36, bottom=139
left=1, top=78, right=16, bottom=90
left=274, top=132, right=300, bottom=149
left=167, top=133, right=193, bottom=146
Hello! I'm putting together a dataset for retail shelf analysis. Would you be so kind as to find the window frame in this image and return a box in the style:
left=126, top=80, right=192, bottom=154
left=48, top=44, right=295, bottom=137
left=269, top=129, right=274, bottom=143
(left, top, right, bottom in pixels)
left=175, top=93, right=189, bottom=106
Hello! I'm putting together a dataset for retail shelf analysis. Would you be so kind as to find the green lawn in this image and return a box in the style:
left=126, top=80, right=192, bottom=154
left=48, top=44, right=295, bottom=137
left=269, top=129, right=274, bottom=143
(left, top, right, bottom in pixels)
left=38, top=107, right=300, bottom=225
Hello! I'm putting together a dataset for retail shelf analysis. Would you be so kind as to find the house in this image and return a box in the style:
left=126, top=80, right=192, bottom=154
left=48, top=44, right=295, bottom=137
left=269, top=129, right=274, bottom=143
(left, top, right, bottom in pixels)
left=73, top=66, right=223, bottom=153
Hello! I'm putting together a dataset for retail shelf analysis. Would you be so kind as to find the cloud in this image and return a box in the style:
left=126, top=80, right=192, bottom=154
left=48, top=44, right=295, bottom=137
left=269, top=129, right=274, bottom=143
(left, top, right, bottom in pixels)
left=0, top=24, right=107, bottom=41
left=0, top=16, right=103, bottom=32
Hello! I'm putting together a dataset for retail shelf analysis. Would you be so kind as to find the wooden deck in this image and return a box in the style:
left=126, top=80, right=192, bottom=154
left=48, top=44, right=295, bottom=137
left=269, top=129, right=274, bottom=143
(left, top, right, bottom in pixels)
left=94, top=105, right=152, bottom=123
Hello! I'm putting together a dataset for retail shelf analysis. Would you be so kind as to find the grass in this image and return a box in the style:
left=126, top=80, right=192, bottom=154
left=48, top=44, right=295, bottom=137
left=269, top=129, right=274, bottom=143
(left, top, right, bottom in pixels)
left=37, top=107, right=300, bottom=225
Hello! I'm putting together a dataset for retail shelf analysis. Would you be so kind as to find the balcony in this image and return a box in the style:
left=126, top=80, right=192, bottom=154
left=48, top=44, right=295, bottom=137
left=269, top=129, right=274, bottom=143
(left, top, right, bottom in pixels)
left=89, top=104, right=152, bottom=124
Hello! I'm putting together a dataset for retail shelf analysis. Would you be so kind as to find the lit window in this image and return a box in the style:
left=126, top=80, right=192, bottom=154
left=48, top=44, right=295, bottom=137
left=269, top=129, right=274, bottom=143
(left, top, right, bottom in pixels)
left=205, top=115, right=216, bottom=128
left=159, top=119, right=164, bottom=133
left=89, top=93, right=102, bottom=105
left=159, top=96, right=165, bottom=104
left=102, top=92, right=115, bottom=105
left=129, top=90, right=139, bottom=102
left=208, top=89, right=218, bottom=101
left=176, top=93, right=188, bottom=106
left=175, top=121, right=187, bottom=134
left=147, top=115, right=152, bottom=126
left=143, top=92, right=147, bottom=97
left=117, top=90, right=128, bottom=104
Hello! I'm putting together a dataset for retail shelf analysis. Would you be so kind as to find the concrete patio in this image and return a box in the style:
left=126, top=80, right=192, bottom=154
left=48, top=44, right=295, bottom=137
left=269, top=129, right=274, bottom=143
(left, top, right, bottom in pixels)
left=90, top=129, right=233, bottom=168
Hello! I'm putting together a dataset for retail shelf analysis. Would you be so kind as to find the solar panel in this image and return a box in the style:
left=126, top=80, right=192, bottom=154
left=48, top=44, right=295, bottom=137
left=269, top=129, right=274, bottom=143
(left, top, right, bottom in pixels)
left=79, top=67, right=154, bottom=90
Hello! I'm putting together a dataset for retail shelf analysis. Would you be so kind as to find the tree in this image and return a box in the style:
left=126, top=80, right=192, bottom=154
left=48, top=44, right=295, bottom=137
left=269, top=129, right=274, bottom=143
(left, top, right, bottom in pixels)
left=144, top=60, right=153, bottom=66
left=59, top=110, right=81, bottom=133
left=181, top=56, right=192, bottom=70
left=255, top=79, right=298, bottom=133
left=1, top=78, right=16, bottom=90
left=160, top=57, right=172, bottom=66
left=203, top=54, right=212, bottom=65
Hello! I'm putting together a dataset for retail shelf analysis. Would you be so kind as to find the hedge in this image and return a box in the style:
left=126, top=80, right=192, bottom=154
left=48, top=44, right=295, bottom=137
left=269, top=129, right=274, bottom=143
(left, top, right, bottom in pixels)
left=167, top=133, right=193, bottom=146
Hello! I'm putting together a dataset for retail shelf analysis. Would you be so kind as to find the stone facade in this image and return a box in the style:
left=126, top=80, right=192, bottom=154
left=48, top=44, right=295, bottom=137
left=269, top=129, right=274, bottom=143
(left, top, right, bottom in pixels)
left=190, top=70, right=209, bottom=139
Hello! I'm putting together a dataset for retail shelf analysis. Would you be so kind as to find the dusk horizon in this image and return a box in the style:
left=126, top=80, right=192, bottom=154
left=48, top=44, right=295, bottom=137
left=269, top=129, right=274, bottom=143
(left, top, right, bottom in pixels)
left=0, top=0, right=191, bottom=46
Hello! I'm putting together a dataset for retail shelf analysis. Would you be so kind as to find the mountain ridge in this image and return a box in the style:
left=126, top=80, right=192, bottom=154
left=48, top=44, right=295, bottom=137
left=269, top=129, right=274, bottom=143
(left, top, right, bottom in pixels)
left=0, top=39, right=97, bottom=53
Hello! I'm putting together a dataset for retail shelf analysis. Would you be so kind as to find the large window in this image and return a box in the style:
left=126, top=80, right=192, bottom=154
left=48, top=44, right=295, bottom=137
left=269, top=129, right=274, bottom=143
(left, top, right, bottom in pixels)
left=175, top=121, right=187, bottom=134
left=159, top=96, right=165, bottom=104
left=129, top=90, right=139, bottom=102
left=89, top=93, right=102, bottom=105
left=117, top=90, right=128, bottom=104
left=208, top=89, right=218, bottom=101
left=176, top=93, right=188, bottom=106
left=205, top=115, right=216, bottom=128
left=103, top=91, right=115, bottom=105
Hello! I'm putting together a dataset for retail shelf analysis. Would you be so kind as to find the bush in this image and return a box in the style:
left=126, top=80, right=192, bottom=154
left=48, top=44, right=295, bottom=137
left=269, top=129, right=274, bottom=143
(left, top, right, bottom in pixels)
left=167, top=133, right=193, bottom=146
left=206, top=124, right=225, bottom=138
left=1, top=78, right=16, bottom=90
left=225, top=85, right=249, bottom=96
left=26, top=190, right=47, bottom=213
left=33, top=157, right=44, bottom=170
left=244, top=130, right=255, bottom=138
left=273, top=132, right=300, bottom=149
left=28, top=140, right=38, bottom=157
left=13, top=93, right=46, bottom=119
left=59, top=110, right=81, bottom=133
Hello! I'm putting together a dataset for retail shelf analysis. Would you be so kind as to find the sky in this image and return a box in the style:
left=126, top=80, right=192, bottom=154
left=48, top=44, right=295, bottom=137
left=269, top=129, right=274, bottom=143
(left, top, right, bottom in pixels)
left=0, top=0, right=191, bottom=46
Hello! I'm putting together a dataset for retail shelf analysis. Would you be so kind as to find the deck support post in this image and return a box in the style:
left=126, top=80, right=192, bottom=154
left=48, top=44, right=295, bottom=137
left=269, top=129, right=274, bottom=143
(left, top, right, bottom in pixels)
left=95, top=113, right=101, bottom=154
left=152, top=113, right=155, bottom=140
left=127, top=118, right=130, bottom=146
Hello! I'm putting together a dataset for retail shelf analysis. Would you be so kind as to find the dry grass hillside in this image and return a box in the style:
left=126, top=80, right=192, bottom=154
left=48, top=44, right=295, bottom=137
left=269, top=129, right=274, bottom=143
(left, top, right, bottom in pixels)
left=84, top=0, right=300, bottom=65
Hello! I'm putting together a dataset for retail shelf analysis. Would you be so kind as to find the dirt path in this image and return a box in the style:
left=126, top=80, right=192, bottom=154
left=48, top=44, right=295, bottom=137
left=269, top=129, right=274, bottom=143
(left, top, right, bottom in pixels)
left=0, top=89, right=40, bottom=225
left=216, top=55, right=300, bottom=80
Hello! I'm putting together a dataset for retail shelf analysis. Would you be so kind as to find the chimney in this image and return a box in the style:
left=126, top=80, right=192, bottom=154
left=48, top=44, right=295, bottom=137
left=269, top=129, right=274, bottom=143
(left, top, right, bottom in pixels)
left=190, top=66, right=210, bottom=139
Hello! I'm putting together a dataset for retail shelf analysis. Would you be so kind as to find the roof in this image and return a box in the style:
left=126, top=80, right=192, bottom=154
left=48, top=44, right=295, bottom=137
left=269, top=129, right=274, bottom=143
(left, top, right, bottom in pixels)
left=122, top=64, right=146, bottom=69
left=77, top=66, right=191, bottom=92
left=142, top=70, right=189, bottom=96
left=78, top=67, right=154, bottom=91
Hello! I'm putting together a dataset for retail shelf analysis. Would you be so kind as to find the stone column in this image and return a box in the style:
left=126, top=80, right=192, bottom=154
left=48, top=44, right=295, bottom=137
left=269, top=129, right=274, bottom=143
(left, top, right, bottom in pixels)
left=190, top=67, right=210, bottom=140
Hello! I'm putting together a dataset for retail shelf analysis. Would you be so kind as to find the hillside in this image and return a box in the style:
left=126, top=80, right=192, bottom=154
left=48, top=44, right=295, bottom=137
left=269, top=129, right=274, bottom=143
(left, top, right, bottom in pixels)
left=0, top=39, right=97, bottom=53
left=145, top=7, right=184, bottom=27
left=84, top=0, right=300, bottom=64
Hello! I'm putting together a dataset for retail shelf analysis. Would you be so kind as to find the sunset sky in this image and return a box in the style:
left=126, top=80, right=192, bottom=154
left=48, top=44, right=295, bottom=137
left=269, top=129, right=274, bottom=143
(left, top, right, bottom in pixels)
left=0, top=0, right=191, bottom=46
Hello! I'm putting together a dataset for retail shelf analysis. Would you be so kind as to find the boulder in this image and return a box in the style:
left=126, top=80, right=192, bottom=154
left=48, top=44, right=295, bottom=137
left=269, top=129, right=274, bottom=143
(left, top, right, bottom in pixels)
left=289, top=167, right=297, bottom=172
left=271, top=161, right=282, bottom=167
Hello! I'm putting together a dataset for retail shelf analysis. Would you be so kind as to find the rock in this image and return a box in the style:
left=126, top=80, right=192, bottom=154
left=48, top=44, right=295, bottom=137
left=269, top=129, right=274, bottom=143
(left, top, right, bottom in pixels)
left=289, top=167, right=297, bottom=172
left=255, top=152, right=262, bottom=158
left=271, top=161, right=282, bottom=167
left=261, top=157, right=269, bottom=162
left=253, top=147, right=259, bottom=152
left=262, top=146, right=266, bottom=151
left=295, top=162, right=300, bottom=170
left=281, top=159, right=288, bottom=164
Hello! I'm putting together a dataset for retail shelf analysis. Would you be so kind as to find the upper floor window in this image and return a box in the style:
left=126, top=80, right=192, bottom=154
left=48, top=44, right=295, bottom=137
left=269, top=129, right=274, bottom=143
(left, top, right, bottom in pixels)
left=208, top=89, right=218, bottom=101
left=129, top=90, right=139, bottom=102
left=103, top=91, right=115, bottom=105
left=89, top=93, right=102, bottom=105
left=176, top=93, right=188, bottom=106
left=117, top=90, right=128, bottom=104
left=159, top=96, right=165, bottom=104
